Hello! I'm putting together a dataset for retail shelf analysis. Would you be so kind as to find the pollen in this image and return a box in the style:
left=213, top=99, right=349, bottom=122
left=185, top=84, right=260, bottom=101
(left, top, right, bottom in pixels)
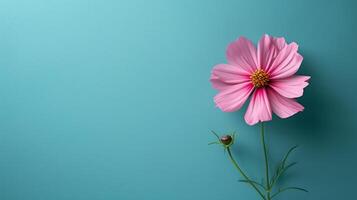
left=251, top=69, right=269, bottom=88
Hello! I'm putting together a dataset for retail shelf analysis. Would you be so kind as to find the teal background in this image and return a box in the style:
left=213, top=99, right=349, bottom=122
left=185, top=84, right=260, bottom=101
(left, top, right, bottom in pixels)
left=0, top=0, right=356, bottom=199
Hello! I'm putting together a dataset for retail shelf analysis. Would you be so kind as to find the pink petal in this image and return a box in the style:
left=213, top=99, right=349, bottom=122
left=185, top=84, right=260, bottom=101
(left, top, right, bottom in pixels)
left=244, top=88, right=272, bottom=125
left=274, top=37, right=287, bottom=50
left=226, top=37, right=258, bottom=73
left=210, top=64, right=251, bottom=90
left=214, top=82, right=254, bottom=112
left=268, top=42, right=302, bottom=79
left=269, top=75, right=310, bottom=98
left=267, top=88, right=304, bottom=118
left=257, top=34, right=286, bottom=72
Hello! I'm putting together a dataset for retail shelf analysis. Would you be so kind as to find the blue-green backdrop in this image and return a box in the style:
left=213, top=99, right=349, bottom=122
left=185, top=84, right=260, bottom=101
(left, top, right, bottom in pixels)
left=0, top=0, right=356, bottom=199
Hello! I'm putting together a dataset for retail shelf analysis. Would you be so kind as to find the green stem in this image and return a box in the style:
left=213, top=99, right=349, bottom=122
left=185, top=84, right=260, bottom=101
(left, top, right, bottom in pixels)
left=261, top=122, right=271, bottom=200
left=227, top=147, right=266, bottom=200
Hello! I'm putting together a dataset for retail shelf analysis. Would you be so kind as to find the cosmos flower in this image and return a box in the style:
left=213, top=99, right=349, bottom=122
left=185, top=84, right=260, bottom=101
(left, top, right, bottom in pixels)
left=210, top=34, right=310, bottom=125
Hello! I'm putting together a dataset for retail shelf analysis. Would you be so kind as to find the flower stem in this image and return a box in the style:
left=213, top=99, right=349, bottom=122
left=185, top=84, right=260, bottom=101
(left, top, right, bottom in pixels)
left=261, top=122, right=271, bottom=200
left=226, top=147, right=266, bottom=200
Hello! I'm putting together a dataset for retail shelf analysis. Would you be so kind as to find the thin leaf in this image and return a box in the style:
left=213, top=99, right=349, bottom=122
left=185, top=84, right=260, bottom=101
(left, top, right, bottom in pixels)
left=270, top=162, right=297, bottom=187
left=270, top=163, right=283, bottom=186
left=210, top=130, right=220, bottom=139
left=232, top=132, right=237, bottom=143
left=281, top=162, right=297, bottom=174
left=208, top=141, right=219, bottom=145
left=270, top=146, right=299, bottom=187
left=282, top=187, right=308, bottom=192
left=239, top=179, right=266, bottom=190
left=282, top=145, right=298, bottom=167
left=271, top=187, right=308, bottom=199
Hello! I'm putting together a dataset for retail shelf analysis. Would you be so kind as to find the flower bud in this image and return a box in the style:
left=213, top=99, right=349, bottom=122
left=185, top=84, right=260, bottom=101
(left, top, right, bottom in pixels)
left=220, top=135, right=232, bottom=145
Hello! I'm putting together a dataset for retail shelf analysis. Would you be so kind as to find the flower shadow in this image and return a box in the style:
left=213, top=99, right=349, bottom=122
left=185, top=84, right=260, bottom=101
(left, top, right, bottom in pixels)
left=269, top=50, right=354, bottom=147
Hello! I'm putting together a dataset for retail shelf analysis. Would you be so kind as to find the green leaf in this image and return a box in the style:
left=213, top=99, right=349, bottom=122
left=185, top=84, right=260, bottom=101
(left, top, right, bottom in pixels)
left=281, top=162, right=297, bottom=173
left=282, top=145, right=298, bottom=167
left=269, top=146, right=299, bottom=187
left=210, top=130, right=220, bottom=139
left=232, top=132, right=237, bottom=144
left=239, top=179, right=266, bottom=190
left=271, top=187, right=308, bottom=199
left=270, top=162, right=298, bottom=187
left=208, top=141, right=219, bottom=145
left=283, top=187, right=308, bottom=192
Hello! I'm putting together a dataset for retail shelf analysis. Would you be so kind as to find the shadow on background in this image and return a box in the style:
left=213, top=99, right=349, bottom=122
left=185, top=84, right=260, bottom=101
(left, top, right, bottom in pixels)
left=266, top=50, right=356, bottom=147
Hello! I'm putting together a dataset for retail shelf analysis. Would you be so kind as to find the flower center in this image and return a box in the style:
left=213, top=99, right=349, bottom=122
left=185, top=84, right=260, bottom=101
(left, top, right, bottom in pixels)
left=250, top=69, right=269, bottom=88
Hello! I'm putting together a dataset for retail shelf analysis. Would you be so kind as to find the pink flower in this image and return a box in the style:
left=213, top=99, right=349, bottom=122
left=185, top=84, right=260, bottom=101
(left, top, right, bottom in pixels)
left=210, top=34, right=310, bottom=125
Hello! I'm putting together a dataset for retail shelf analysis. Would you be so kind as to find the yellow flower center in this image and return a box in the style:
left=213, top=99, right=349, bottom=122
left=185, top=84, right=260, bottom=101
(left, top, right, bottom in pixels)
left=251, top=69, right=269, bottom=88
